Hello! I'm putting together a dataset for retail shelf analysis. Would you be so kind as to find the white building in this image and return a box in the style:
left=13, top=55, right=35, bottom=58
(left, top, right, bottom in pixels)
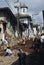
left=15, top=3, right=32, bottom=37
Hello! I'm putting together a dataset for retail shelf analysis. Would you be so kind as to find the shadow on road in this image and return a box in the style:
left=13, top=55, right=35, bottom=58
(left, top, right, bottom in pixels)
left=11, top=47, right=44, bottom=65
left=11, top=38, right=44, bottom=65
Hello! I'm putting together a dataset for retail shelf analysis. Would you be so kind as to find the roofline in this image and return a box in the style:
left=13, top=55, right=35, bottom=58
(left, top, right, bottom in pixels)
left=20, top=6, right=28, bottom=9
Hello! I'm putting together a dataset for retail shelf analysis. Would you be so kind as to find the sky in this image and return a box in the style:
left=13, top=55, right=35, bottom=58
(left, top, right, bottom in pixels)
left=11, top=0, right=44, bottom=14
left=0, top=0, right=44, bottom=13
left=0, top=0, right=44, bottom=26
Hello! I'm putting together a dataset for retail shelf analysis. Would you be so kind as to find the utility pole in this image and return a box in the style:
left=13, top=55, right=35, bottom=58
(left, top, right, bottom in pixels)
left=14, top=0, right=20, bottom=38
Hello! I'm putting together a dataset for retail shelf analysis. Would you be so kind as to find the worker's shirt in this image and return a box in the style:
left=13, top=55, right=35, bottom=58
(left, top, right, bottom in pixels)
left=6, top=49, right=12, bottom=54
left=40, top=35, right=44, bottom=43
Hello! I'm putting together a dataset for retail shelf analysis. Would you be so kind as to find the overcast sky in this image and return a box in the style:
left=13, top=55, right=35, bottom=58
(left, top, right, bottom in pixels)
left=0, top=0, right=44, bottom=13
left=11, top=0, right=44, bottom=13
left=0, top=0, right=44, bottom=26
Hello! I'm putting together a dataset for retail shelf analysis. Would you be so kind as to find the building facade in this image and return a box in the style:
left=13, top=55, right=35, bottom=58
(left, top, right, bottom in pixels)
left=0, top=7, right=17, bottom=40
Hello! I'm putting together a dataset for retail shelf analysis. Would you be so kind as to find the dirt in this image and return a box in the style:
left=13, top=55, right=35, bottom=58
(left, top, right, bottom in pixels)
left=0, top=50, right=18, bottom=65
left=0, top=39, right=34, bottom=65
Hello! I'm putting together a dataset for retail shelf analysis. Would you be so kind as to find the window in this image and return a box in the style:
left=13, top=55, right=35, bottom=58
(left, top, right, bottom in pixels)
left=23, top=8, right=25, bottom=13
